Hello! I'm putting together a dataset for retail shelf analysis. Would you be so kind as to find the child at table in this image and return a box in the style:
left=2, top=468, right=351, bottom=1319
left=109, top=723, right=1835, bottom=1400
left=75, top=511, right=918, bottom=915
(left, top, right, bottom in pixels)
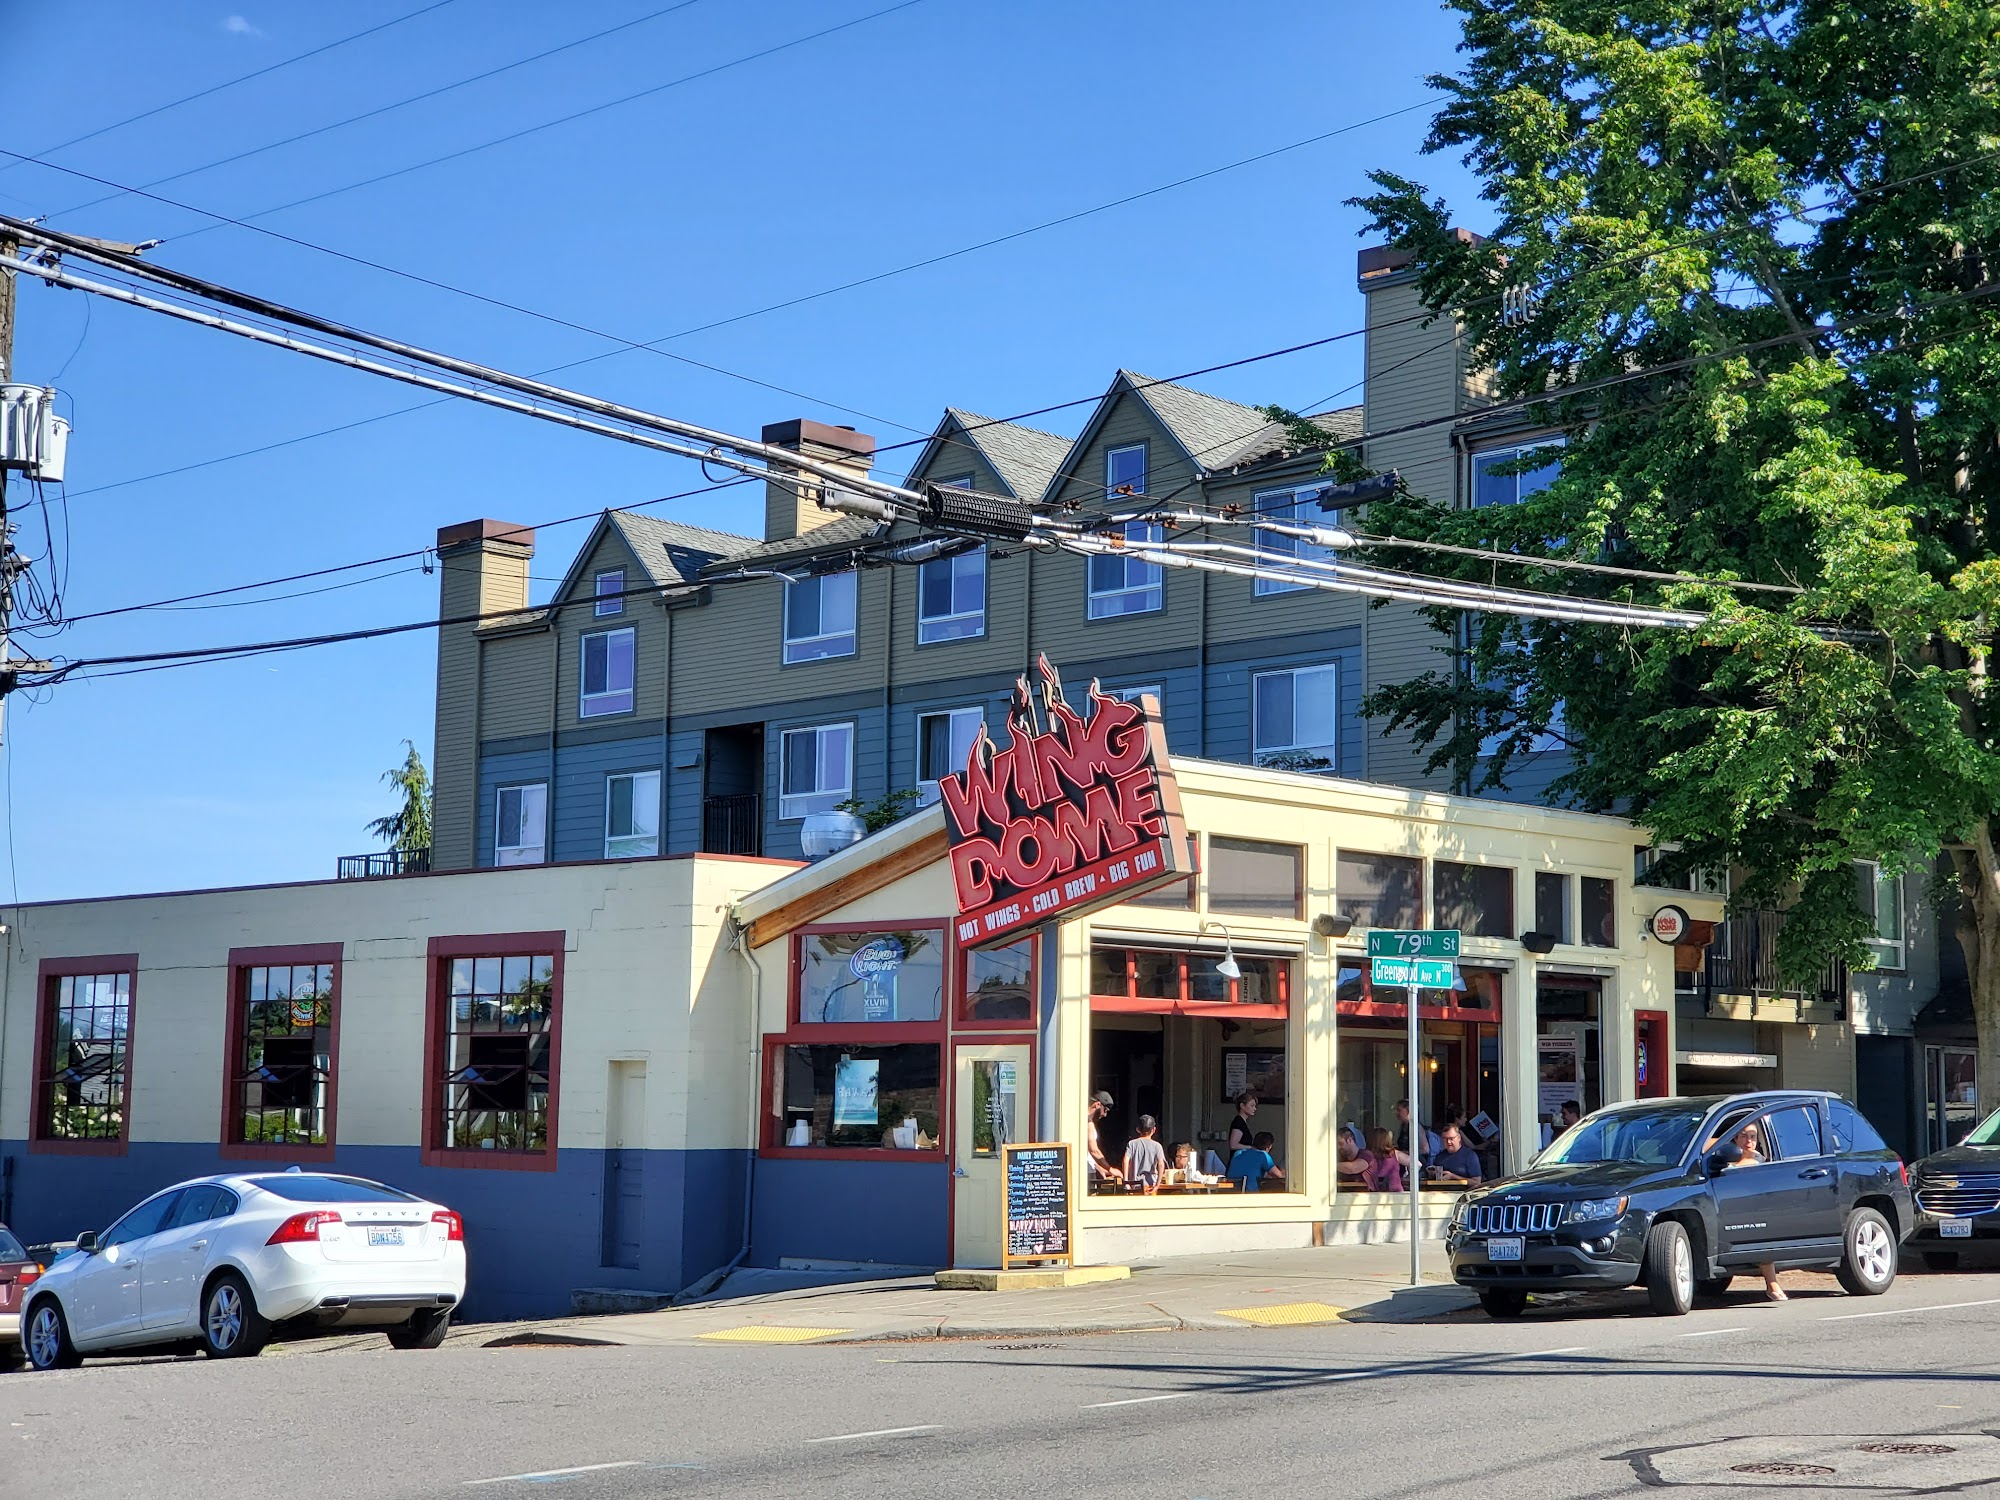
left=1171, top=1141, right=1214, bottom=1185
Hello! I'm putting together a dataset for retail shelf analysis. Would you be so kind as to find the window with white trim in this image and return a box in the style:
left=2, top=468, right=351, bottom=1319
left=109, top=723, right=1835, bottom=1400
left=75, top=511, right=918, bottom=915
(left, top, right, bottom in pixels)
left=604, top=770, right=661, bottom=859
left=917, top=547, right=986, bottom=644
left=780, top=724, right=854, bottom=819
left=594, top=568, right=624, bottom=617
left=1857, top=862, right=1906, bottom=971
left=917, top=707, right=983, bottom=804
left=494, top=783, right=547, bottom=867
left=1088, top=445, right=1161, bottom=618
left=1112, top=684, right=1162, bottom=709
left=1252, top=482, right=1333, bottom=596
left=1468, top=438, right=1566, bottom=753
left=783, top=571, right=857, bottom=663
left=580, top=628, right=635, bottom=717
left=1252, top=664, right=1339, bottom=773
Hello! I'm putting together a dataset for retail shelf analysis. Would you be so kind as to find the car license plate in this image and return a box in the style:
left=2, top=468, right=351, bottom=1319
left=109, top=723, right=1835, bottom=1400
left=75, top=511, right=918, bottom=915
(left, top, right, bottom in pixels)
left=367, top=1227, right=405, bottom=1248
left=1488, top=1236, right=1524, bottom=1262
left=1942, top=1218, right=1973, bottom=1239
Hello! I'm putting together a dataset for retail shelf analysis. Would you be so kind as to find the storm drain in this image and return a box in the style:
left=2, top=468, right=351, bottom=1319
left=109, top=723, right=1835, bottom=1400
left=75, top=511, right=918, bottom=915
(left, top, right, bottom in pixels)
left=1732, top=1463, right=1838, bottom=1477
left=1857, top=1443, right=1957, bottom=1456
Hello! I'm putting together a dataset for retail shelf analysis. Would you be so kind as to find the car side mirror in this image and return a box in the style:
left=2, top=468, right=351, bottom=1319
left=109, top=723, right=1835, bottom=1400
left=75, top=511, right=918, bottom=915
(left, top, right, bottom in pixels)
left=1709, top=1143, right=1744, bottom=1170
left=75, top=1231, right=98, bottom=1254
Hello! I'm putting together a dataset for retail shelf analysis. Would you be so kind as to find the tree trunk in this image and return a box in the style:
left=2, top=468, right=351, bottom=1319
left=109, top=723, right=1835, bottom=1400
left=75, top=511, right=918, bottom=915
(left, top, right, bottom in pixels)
left=1958, top=827, right=2000, bottom=1116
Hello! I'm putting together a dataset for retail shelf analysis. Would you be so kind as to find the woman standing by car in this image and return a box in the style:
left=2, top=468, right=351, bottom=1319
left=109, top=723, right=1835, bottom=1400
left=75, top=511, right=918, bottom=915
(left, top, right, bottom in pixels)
left=1726, top=1122, right=1787, bottom=1302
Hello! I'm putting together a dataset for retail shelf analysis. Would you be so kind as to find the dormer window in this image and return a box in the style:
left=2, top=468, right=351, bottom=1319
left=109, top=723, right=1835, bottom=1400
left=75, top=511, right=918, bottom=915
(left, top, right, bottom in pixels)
left=594, top=569, right=625, bottom=617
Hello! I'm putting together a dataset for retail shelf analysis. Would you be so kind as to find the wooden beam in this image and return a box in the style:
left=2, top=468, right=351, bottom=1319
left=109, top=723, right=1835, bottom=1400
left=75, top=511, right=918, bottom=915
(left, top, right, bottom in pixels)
left=745, top=828, right=951, bottom=949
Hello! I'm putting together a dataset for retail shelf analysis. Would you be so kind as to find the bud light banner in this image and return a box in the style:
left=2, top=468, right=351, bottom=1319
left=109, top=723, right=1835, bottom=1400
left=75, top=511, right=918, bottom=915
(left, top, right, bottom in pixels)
left=938, top=654, right=1193, bottom=948
left=849, top=936, right=905, bottom=1021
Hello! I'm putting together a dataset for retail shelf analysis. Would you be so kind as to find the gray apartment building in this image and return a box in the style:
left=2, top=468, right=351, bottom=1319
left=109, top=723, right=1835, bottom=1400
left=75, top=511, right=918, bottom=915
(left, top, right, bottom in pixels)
left=414, top=244, right=1965, bottom=1159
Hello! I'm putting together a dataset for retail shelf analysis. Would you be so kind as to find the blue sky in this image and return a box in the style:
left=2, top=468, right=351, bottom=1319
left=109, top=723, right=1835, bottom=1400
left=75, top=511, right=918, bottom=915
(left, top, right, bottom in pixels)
left=0, top=1, right=1479, bottom=900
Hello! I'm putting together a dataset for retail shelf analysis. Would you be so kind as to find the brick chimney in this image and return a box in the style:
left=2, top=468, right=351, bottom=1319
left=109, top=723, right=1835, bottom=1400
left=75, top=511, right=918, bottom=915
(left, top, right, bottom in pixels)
left=761, top=419, right=875, bottom=543
left=431, top=519, right=535, bottom=871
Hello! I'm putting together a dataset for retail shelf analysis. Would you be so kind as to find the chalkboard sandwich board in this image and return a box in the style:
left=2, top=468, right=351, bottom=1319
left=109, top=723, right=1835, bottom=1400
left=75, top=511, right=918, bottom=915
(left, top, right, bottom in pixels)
left=1002, top=1142, right=1074, bottom=1269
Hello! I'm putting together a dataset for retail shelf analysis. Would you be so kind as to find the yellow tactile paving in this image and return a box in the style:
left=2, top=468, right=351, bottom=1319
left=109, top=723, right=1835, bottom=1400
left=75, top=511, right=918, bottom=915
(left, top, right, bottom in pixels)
left=696, top=1325, right=851, bottom=1344
left=1214, top=1301, right=1348, bottom=1327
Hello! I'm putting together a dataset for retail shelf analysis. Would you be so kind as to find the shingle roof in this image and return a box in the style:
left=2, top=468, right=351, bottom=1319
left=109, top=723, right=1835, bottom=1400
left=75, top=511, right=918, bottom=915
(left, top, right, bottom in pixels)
left=1211, top=404, right=1364, bottom=471
left=606, top=511, right=757, bottom=587
left=941, top=408, right=1073, bottom=502
left=1122, top=370, right=1276, bottom=471
left=694, top=514, right=885, bottom=574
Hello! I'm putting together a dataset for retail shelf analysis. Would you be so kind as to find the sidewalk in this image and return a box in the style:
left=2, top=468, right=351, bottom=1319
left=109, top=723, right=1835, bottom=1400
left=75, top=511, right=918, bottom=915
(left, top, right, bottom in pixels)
left=461, top=1243, right=1478, bottom=1350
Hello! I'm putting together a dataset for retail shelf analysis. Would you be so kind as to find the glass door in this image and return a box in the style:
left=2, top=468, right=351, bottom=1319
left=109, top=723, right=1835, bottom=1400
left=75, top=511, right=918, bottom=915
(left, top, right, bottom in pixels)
left=952, top=1042, right=1031, bottom=1268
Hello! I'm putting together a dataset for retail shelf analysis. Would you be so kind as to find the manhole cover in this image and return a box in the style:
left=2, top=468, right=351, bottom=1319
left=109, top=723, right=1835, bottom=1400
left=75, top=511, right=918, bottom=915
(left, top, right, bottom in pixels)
left=1731, top=1463, right=1838, bottom=1477
left=1857, top=1443, right=1957, bottom=1456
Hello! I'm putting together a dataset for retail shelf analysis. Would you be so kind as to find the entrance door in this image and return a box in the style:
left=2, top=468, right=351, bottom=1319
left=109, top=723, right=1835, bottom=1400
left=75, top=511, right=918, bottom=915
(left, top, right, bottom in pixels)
left=952, top=1042, right=1031, bottom=1268
left=600, top=1061, right=646, bottom=1270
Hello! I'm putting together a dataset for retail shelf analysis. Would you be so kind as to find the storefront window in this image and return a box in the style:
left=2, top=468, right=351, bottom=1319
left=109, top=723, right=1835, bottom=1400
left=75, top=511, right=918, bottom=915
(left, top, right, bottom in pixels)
left=772, top=1043, right=941, bottom=1150
left=1580, top=876, right=1617, bottom=948
left=796, top=929, right=944, bottom=1025
left=961, top=937, right=1034, bottom=1024
left=1433, top=862, right=1514, bottom=939
left=1336, top=851, right=1422, bottom=930
left=1091, top=946, right=1292, bottom=1012
left=1208, top=838, right=1304, bottom=919
left=1089, top=1012, right=1290, bottom=1194
left=970, top=1058, right=1020, bottom=1156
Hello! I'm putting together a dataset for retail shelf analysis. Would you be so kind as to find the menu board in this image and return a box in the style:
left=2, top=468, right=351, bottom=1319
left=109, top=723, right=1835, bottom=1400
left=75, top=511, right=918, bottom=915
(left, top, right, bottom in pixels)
left=1002, top=1142, right=1073, bottom=1268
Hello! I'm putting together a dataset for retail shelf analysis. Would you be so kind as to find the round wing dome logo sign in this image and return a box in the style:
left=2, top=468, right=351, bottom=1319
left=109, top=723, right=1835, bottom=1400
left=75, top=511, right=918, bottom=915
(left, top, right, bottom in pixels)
left=1648, top=905, right=1691, bottom=943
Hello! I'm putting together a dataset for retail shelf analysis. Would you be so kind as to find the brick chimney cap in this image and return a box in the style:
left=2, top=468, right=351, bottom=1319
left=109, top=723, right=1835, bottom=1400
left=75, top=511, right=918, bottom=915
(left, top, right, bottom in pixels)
left=436, top=518, right=535, bottom=550
left=760, top=418, right=876, bottom=460
left=1357, top=227, right=1486, bottom=281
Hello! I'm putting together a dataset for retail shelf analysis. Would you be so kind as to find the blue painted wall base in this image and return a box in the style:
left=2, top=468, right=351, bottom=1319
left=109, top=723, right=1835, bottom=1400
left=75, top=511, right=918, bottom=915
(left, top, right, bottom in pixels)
left=750, top=1157, right=950, bottom=1270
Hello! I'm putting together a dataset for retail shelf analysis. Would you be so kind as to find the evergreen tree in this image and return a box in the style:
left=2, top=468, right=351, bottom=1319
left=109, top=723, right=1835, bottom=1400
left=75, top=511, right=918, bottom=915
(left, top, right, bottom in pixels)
left=368, top=740, right=433, bottom=854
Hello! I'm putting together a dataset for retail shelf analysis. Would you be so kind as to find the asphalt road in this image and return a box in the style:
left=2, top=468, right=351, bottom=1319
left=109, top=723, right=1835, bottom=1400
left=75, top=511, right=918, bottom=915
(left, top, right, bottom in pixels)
left=12, top=1268, right=2000, bottom=1499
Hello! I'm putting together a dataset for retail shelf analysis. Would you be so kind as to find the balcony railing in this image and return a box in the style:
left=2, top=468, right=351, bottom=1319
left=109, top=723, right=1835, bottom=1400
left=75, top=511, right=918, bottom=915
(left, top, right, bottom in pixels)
left=1700, top=909, right=1847, bottom=1014
left=336, top=847, right=431, bottom=880
left=702, top=793, right=760, bottom=856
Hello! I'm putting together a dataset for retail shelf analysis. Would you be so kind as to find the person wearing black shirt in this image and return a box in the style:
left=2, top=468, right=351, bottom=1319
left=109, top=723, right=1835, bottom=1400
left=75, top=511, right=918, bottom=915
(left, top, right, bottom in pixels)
left=1225, top=1092, right=1259, bottom=1165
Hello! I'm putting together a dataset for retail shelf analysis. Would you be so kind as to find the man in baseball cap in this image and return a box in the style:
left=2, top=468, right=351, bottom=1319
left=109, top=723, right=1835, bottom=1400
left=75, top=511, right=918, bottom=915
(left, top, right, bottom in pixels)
left=1087, top=1091, right=1122, bottom=1183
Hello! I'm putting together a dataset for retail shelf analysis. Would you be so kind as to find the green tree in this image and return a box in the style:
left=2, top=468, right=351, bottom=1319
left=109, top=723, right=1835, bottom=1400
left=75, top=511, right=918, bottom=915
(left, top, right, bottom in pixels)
left=368, top=740, right=434, bottom=854
left=1349, top=1, right=2000, bottom=1104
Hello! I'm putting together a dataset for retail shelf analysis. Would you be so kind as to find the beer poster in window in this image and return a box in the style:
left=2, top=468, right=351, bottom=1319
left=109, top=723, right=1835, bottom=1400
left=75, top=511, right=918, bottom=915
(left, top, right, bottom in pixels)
left=940, top=654, right=1194, bottom=950
left=1002, top=1142, right=1074, bottom=1268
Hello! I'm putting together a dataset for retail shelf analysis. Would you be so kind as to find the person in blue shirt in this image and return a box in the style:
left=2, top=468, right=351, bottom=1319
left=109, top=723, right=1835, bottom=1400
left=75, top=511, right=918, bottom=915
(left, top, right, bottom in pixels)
left=1424, top=1124, right=1484, bottom=1186
left=1225, top=1131, right=1285, bottom=1192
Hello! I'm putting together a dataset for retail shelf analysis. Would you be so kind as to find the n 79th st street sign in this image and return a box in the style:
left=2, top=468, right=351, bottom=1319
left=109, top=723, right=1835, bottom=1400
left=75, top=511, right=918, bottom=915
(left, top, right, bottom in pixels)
left=1366, top=930, right=1460, bottom=959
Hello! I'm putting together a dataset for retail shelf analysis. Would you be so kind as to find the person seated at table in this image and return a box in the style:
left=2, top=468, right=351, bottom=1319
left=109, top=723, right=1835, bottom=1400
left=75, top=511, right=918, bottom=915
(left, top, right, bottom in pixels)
left=1123, top=1114, right=1167, bottom=1193
left=1424, top=1124, right=1484, bottom=1185
left=1171, top=1141, right=1214, bottom=1185
left=1225, top=1131, right=1285, bottom=1192
left=1336, top=1125, right=1373, bottom=1184
left=1393, top=1098, right=1441, bottom=1171
left=1364, top=1126, right=1405, bottom=1192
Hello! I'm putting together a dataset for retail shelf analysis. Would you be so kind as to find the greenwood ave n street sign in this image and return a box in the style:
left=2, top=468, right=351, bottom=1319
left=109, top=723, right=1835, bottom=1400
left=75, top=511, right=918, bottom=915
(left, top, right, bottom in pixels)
left=1369, top=957, right=1457, bottom=988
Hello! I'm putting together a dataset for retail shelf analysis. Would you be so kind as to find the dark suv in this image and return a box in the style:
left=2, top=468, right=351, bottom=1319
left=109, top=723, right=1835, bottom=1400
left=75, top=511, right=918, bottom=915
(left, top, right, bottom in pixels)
left=1908, top=1108, right=2000, bottom=1269
left=1447, top=1091, right=1911, bottom=1318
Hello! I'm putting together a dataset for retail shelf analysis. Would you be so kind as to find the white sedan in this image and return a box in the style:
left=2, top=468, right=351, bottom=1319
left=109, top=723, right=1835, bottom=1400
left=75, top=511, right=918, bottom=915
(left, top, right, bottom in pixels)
left=19, top=1171, right=466, bottom=1369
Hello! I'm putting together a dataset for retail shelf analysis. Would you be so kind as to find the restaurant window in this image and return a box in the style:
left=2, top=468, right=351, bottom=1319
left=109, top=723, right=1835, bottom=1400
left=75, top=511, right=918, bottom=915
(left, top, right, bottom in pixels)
left=494, top=783, right=547, bottom=867
left=778, top=723, right=853, bottom=819
left=770, top=1043, right=942, bottom=1151
left=603, top=770, right=661, bottom=859
left=783, top=570, right=858, bottom=663
left=1091, top=946, right=1289, bottom=1011
left=227, top=954, right=337, bottom=1152
left=961, top=937, right=1035, bottom=1025
left=1125, top=831, right=1197, bottom=910
left=1336, top=851, right=1422, bottom=931
left=1088, top=519, right=1164, bottom=619
left=917, top=707, right=983, bottom=805
left=1207, top=837, right=1304, bottom=919
left=35, top=961, right=135, bottom=1145
left=1251, top=482, right=1335, bottom=596
left=580, top=628, right=635, bottom=718
left=436, top=948, right=559, bottom=1158
left=1533, top=872, right=1570, bottom=944
left=1253, top=664, right=1339, bottom=773
left=969, top=1057, right=1020, bottom=1157
left=797, top=929, right=944, bottom=1025
left=917, top=547, right=986, bottom=644
left=593, top=568, right=624, bottom=617
left=1856, top=862, right=1905, bottom=971
left=1580, top=876, right=1617, bottom=948
left=1433, top=862, right=1514, bottom=939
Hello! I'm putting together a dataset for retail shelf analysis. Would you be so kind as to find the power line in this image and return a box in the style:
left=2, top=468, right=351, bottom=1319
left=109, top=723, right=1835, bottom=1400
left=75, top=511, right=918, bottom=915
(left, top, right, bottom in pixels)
left=40, top=2, right=708, bottom=224
left=0, top=0, right=463, bottom=177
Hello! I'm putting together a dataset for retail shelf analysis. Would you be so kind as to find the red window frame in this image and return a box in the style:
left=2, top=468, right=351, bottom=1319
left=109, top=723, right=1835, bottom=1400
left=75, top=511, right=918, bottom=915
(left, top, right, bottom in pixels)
left=30, top=953, right=139, bottom=1157
left=1335, top=959, right=1506, bottom=1022
left=763, top=919, right=954, bottom=1160
left=219, top=943, right=342, bottom=1162
left=421, top=931, right=565, bottom=1172
left=1087, top=945, right=1291, bottom=1020
left=956, top=932, right=1039, bottom=1029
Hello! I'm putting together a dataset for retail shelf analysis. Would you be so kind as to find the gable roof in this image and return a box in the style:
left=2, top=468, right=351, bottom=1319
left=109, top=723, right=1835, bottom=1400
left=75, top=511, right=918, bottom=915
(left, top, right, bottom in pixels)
left=1209, top=404, right=1364, bottom=474
left=606, top=510, right=757, bottom=586
left=943, top=409, right=1072, bottom=501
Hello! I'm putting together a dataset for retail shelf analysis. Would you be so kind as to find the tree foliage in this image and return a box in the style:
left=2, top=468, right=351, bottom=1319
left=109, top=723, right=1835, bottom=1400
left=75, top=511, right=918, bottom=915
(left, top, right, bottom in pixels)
left=1351, top=1, right=2000, bottom=1060
left=368, top=740, right=434, bottom=853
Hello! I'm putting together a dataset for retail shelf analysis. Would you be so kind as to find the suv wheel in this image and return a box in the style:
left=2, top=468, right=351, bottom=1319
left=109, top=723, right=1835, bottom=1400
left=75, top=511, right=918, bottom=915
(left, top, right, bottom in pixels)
left=1836, top=1208, right=1897, bottom=1297
left=1644, top=1220, right=1694, bottom=1316
left=24, top=1299, right=81, bottom=1370
left=1478, top=1288, right=1527, bottom=1319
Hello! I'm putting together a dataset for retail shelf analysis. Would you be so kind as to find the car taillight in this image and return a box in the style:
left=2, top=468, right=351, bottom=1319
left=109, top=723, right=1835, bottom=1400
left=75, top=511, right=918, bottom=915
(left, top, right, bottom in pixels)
left=267, top=1210, right=342, bottom=1245
left=432, top=1210, right=464, bottom=1242
left=17, top=1265, right=39, bottom=1286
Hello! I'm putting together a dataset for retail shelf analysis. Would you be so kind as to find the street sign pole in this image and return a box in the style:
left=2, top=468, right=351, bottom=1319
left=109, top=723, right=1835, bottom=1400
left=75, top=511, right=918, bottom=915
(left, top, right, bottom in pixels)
left=1408, top=980, right=1420, bottom=1287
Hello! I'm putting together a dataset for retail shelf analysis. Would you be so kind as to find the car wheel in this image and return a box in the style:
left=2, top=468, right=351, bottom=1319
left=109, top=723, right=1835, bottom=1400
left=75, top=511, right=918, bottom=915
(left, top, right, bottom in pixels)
left=1836, top=1208, right=1897, bottom=1297
left=200, top=1272, right=270, bottom=1359
left=1478, top=1288, right=1528, bottom=1319
left=1696, top=1273, right=1735, bottom=1299
left=24, top=1298, right=81, bottom=1370
left=386, top=1309, right=450, bottom=1350
left=1923, top=1250, right=1961, bottom=1272
left=1644, top=1220, right=1695, bottom=1316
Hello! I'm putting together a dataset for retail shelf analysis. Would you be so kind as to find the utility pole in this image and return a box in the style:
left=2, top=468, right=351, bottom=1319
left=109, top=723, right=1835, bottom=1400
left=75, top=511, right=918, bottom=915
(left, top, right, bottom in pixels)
left=0, top=226, right=17, bottom=751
